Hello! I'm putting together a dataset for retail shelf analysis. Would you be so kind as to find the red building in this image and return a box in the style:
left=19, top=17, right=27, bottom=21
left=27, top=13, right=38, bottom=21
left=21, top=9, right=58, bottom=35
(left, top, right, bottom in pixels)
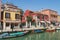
left=22, top=10, right=49, bottom=27
left=22, top=9, right=58, bottom=27
left=23, top=10, right=49, bottom=22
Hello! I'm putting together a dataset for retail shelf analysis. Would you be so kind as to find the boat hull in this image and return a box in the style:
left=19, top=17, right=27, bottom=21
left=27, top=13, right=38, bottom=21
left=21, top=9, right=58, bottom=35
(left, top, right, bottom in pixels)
left=34, top=29, right=45, bottom=33
left=0, top=31, right=29, bottom=39
left=46, top=29, right=56, bottom=32
left=31, top=29, right=46, bottom=33
left=46, top=27, right=56, bottom=32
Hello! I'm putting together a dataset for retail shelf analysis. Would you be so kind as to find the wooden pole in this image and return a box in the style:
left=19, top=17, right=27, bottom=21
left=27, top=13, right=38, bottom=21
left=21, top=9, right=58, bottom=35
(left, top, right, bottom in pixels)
left=36, top=16, right=38, bottom=27
left=25, top=17, right=28, bottom=28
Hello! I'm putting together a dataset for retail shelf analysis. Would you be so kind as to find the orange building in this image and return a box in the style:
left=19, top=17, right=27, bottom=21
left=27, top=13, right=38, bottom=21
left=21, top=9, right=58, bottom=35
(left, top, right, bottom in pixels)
left=57, top=15, right=60, bottom=23
left=41, top=9, right=58, bottom=25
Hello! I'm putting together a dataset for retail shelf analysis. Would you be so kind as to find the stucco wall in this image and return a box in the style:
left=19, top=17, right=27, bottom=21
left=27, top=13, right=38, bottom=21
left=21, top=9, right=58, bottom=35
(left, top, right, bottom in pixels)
left=58, top=15, right=60, bottom=22
left=3, top=11, right=21, bottom=21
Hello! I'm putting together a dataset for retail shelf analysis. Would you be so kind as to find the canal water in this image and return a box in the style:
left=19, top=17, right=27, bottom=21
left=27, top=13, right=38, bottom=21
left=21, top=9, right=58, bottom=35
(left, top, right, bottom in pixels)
left=1, top=30, right=60, bottom=40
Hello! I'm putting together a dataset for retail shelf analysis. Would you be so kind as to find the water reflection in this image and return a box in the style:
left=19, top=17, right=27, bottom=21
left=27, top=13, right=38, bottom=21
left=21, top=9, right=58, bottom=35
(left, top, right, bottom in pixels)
left=1, top=31, right=60, bottom=40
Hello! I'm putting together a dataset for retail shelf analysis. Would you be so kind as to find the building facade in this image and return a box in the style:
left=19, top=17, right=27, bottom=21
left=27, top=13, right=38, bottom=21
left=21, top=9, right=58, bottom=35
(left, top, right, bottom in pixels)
left=57, top=15, right=60, bottom=23
left=22, top=9, right=58, bottom=28
left=41, top=9, right=58, bottom=26
left=22, top=10, right=49, bottom=28
left=1, top=4, right=22, bottom=30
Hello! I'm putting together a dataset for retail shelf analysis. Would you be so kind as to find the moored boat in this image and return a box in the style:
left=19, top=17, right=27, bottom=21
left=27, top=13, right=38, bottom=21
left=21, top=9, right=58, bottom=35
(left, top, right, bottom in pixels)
left=0, top=31, right=29, bottom=39
left=34, top=29, right=46, bottom=33
left=34, top=27, right=46, bottom=33
left=46, top=27, right=56, bottom=32
left=55, top=27, right=60, bottom=30
left=31, top=27, right=46, bottom=33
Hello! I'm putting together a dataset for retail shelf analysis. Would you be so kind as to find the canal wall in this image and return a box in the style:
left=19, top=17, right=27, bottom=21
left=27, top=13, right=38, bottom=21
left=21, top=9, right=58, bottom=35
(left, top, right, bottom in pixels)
left=0, top=27, right=46, bottom=33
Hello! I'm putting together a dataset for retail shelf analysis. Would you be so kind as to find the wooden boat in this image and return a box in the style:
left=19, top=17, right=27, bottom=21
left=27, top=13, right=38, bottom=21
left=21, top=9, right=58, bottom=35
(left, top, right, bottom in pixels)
left=0, top=31, right=29, bottom=39
left=31, top=28, right=46, bottom=33
left=34, top=29, right=45, bottom=33
left=33, top=27, right=47, bottom=33
left=56, top=27, right=60, bottom=30
left=46, top=27, right=56, bottom=32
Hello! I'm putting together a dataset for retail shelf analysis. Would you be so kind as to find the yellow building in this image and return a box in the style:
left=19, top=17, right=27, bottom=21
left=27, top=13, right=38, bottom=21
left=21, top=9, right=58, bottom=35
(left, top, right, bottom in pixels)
left=57, top=15, right=60, bottom=23
left=1, top=4, right=22, bottom=30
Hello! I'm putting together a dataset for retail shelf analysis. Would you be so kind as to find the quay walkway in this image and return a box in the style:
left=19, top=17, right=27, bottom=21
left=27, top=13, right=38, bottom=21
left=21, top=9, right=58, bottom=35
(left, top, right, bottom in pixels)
left=0, top=27, right=46, bottom=33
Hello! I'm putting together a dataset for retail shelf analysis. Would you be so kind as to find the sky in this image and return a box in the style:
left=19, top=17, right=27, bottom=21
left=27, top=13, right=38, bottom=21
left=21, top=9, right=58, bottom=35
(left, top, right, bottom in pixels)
left=2, top=0, right=60, bottom=14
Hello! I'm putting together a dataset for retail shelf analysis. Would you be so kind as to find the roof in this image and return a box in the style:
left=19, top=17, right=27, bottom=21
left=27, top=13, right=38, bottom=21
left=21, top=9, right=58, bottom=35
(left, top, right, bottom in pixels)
left=41, top=9, right=57, bottom=13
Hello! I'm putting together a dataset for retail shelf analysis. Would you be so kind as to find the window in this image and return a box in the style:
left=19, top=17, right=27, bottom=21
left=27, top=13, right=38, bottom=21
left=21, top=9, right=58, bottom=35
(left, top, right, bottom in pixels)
left=30, top=11, right=33, bottom=13
left=15, top=14, right=20, bottom=19
left=1, top=11, right=3, bottom=19
left=37, top=16, right=40, bottom=19
left=31, top=22, right=36, bottom=27
left=5, top=13, right=10, bottom=18
left=42, top=16, right=44, bottom=21
left=22, top=23, right=26, bottom=26
left=6, top=23, right=9, bottom=27
left=15, top=23, right=18, bottom=26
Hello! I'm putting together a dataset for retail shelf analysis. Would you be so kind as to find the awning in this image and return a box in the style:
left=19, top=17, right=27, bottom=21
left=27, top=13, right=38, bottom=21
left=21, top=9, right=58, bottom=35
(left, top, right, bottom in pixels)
left=40, top=21, right=45, bottom=23
left=46, top=21, right=51, bottom=23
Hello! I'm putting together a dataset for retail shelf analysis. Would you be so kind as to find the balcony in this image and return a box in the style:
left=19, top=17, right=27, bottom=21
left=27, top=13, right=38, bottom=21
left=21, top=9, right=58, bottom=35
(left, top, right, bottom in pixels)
left=5, top=20, right=21, bottom=23
left=15, top=19, right=20, bottom=21
left=5, top=18, right=11, bottom=21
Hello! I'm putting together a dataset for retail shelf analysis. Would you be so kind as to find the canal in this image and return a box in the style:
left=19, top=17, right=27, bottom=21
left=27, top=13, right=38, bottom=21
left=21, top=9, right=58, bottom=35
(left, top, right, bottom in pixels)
left=1, top=30, right=60, bottom=40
